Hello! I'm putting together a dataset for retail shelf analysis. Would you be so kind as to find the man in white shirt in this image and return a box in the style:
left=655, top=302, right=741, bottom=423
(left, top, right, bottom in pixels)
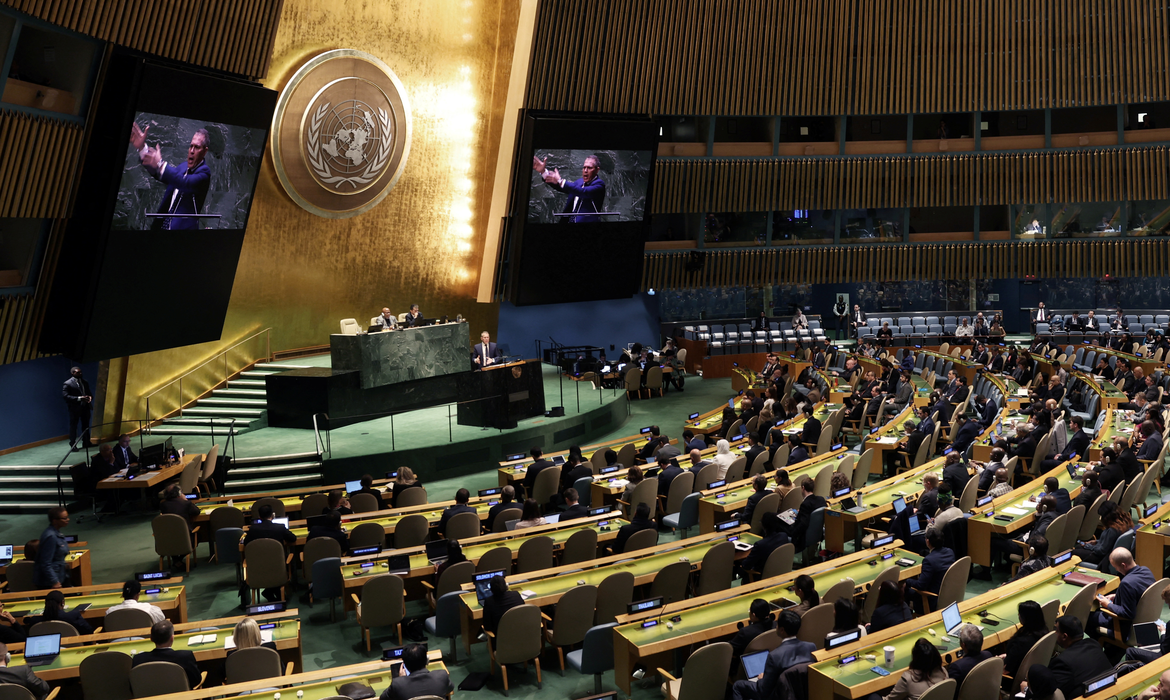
left=106, top=580, right=166, bottom=624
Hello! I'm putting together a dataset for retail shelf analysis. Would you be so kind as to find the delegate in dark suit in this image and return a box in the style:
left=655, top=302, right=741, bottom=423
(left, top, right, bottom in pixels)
left=522, top=458, right=555, bottom=496
left=942, top=460, right=972, bottom=498
left=946, top=650, right=992, bottom=687
left=559, top=503, right=590, bottom=521
left=471, top=341, right=502, bottom=368
left=801, top=416, right=822, bottom=451
left=113, top=443, right=138, bottom=469
left=657, top=462, right=685, bottom=496
left=0, top=664, right=50, bottom=699
left=149, top=161, right=211, bottom=231
left=379, top=668, right=455, bottom=700
left=436, top=503, right=476, bottom=536
left=741, top=530, right=790, bottom=572
left=1089, top=564, right=1155, bottom=635
left=243, top=518, right=297, bottom=600
left=951, top=420, right=981, bottom=455
left=730, top=637, right=817, bottom=700
left=906, top=546, right=955, bottom=610
left=131, top=647, right=201, bottom=688
left=612, top=516, right=657, bottom=553
left=545, top=172, right=606, bottom=223
left=1137, top=432, right=1164, bottom=462
left=62, top=372, right=92, bottom=446
left=782, top=494, right=825, bottom=549
left=1048, top=638, right=1113, bottom=699
left=978, top=399, right=997, bottom=428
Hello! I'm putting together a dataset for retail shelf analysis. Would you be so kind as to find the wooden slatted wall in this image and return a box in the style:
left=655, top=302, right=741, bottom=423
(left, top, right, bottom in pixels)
left=527, top=0, right=1170, bottom=115
left=0, top=0, right=284, bottom=79
left=0, top=220, right=65, bottom=365
left=642, top=240, right=1170, bottom=289
left=652, top=147, right=1170, bottom=212
left=0, top=110, right=83, bottom=218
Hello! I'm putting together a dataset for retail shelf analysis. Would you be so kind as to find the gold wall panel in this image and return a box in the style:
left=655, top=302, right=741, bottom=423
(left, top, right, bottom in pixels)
left=1, top=0, right=283, bottom=80
left=103, top=0, right=522, bottom=431
left=0, top=111, right=83, bottom=218
left=642, top=240, right=1170, bottom=290
left=526, top=0, right=1170, bottom=115
left=652, top=147, right=1170, bottom=213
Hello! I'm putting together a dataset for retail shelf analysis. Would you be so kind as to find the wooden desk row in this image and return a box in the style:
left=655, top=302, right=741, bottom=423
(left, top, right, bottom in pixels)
left=0, top=545, right=92, bottom=587
left=7, top=609, right=299, bottom=682
left=0, top=578, right=187, bottom=627
left=458, top=527, right=760, bottom=653
left=809, top=560, right=1119, bottom=700
left=611, top=540, right=923, bottom=697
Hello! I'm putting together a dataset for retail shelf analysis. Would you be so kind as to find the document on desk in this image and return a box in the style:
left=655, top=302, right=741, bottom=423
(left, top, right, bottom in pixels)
left=1001, top=507, right=1029, bottom=516
left=876, top=436, right=899, bottom=444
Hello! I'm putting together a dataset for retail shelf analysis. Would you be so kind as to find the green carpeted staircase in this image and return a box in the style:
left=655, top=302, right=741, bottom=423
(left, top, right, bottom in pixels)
left=148, top=362, right=312, bottom=437
left=222, top=451, right=325, bottom=493
left=0, top=464, right=65, bottom=513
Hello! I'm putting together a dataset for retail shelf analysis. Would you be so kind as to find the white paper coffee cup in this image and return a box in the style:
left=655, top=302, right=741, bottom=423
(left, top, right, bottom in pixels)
left=884, top=645, right=895, bottom=666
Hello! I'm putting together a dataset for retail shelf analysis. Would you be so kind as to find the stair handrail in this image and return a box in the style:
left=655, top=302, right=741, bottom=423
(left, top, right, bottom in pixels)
left=312, top=413, right=331, bottom=460
left=143, top=327, right=273, bottom=425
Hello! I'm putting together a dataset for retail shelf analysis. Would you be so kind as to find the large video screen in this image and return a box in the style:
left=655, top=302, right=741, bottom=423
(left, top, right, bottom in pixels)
left=506, top=114, right=658, bottom=306
left=114, top=112, right=266, bottom=231
left=527, top=148, right=652, bottom=224
left=40, top=52, right=278, bottom=361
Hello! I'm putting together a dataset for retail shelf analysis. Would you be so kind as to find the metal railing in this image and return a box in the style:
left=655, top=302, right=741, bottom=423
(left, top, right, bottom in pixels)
left=312, top=413, right=331, bottom=460
left=143, top=327, right=273, bottom=426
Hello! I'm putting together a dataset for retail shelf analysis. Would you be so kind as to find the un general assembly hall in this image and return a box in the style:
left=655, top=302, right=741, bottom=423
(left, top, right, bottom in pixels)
left=6, top=2, right=1170, bottom=700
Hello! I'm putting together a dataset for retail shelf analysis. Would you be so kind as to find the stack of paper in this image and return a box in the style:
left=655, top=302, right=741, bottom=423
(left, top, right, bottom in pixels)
left=189, top=634, right=218, bottom=645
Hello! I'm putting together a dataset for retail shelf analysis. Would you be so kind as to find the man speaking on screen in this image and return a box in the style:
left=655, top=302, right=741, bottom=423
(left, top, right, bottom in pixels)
left=129, top=122, right=211, bottom=231
left=533, top=153, right=605, bottom=223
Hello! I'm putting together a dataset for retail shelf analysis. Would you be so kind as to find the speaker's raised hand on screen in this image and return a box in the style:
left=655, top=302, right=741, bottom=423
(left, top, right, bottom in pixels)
left=532, top=154, right=547, bottom=173
left=130, top=122, right=149, bottom=151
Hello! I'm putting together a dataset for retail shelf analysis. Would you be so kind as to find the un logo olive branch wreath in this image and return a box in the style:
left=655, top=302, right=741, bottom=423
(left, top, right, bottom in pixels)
left=306, top=101, right=393, bottom=190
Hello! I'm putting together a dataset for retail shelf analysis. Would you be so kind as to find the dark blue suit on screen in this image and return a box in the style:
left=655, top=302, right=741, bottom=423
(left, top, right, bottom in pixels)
left=152, top=161, right=211, bottom=230
left=549, top=176, right=606, bottom=223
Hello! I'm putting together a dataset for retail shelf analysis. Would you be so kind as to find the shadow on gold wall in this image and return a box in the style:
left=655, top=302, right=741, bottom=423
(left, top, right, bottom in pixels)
left=102, top=0, right=521, bottom=433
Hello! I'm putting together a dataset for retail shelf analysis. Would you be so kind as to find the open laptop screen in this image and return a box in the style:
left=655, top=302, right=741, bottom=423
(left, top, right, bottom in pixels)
left=0, top=544, right=12, bottom=561
left=474, top=570, right=505, bottom=603
left=25, top=634, right=61, bottom=658
left=741, top=650, right=768, bottom=678
left=344, top=480, right=362, bottom=493
left=941, top=602, right=962, bottom=635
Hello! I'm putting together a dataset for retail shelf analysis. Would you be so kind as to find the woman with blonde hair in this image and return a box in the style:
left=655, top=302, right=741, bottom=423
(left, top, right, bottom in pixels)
left=229, top=617, right=276, bottom=656
left=390, top=466, right=422, bottom=507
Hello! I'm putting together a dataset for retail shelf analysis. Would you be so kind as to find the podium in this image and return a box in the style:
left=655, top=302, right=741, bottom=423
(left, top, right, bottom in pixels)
left=456, top=359, right=546, bottom=429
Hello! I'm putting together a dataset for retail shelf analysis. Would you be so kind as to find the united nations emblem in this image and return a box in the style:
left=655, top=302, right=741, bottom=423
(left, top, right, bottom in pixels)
left=270, top=50, right=411, bottom=218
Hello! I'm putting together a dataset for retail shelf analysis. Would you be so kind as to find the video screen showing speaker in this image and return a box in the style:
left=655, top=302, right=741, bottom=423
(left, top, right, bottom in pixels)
left=114, top=112, right=266, bottom=231
left=41, top=50, right=278, bottom=361
left=507, top=113, right=658, bottom=306
left=527, top=148, right=652, bottom=224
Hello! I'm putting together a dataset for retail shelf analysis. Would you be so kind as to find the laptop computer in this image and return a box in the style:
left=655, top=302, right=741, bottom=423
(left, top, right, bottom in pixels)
left=0, top=544, right=12, bottom=566
left=344, top=480, right=362, bottom=493
left=1134, top=621, right=1163, bottom=651
left=907, top=514, right=925, bottom=537
left=941, top=602, right=963, bottom=636
left=892, top=497, right=907, bottom=515
left=23, top=633, right=61, bottom=667
left=544, top=513, right=561, bottom=524
left=425, top=540, right=448, bottom=565
left=777, top=508, right=798, bottom=526
left=474, top=570, right=505, bottom=603
left=384, top=554, right=411, bottom=575
left=272, top=517, right=289, bottom=528
left=367, top=324, right=384, bottom=333
left=741, top=650, right=769, bottom=679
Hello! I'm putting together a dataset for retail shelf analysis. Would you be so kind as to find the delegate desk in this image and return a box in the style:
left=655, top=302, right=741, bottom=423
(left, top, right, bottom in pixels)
left=1082, top=642, right=1170, bottom=700
left=855, top=406, right=915, bottom=464
left=966, top=459, right=1084, bottom=567
left=588, top=435, right=754, bottom=509
left=0, top=545, right=92, bottom=587
left=687, top=400, right=736, bottom=437
left=915, top=348, right=983, bottom=385
left=138, top=657, right=447, bottom=700
left=193, top=476, right=397, bottom=527
left=243, top=494, right=502, bottom=549
left=331, top=321, right=470, bottom=389
left=341, top=512, right=628, bottom=607
left=824, top=457, right=948, bottom=552
left=6, top=609, right=298, bottom=682
left=1134, top=497, right=1170, bottom=575
left=611, top=541, right=922, bottom=697
left=493, top=434, right=680, bottom=488
left=809, top=560, right=1119, bottom=700
left=97, top=453, right=202, bottom=491
left=1, top=580, right=186, bottom=626
left=457, top=528, right=760, bottom=652
left=698, top=446, right=850, bottom=534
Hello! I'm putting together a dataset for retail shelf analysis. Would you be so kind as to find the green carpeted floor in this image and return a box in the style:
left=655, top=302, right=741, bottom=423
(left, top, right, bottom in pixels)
left=1, top=368, right=1152, bottom=699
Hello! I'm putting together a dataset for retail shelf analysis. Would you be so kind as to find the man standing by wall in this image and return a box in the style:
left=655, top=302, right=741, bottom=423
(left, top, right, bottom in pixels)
left=61, top=367, right=92, bottom=450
